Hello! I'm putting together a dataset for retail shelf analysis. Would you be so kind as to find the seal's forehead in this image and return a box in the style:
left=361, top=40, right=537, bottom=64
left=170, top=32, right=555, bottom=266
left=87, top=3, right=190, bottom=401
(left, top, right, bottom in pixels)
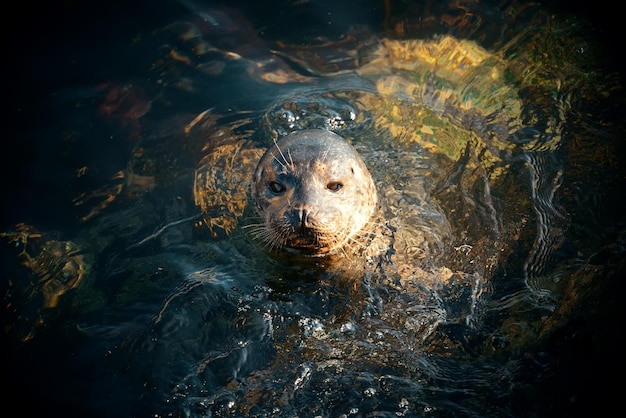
left=274, top=129, right=356, bottom=159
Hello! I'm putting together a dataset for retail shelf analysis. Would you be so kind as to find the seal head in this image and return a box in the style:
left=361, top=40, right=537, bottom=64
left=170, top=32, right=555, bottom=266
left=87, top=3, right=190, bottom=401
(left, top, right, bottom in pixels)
left=251, top=129, right=377, bottom=257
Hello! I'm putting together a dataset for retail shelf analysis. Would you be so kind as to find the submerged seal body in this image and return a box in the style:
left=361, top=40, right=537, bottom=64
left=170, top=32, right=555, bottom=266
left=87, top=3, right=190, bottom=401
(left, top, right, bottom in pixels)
left=251, top=129, right=377, bottom=257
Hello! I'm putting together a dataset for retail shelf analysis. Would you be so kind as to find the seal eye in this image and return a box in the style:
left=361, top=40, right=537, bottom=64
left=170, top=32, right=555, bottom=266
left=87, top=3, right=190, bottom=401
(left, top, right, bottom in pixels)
left=326, top=181, right=343, bottom=192
left=268, top=181, right=285, bottom=194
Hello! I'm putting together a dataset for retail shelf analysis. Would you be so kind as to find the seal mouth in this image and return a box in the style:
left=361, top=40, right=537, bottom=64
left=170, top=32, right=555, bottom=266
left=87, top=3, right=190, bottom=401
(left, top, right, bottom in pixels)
left=286, top=219, right=321, bottom=248
left=285, top=232, right=331, bottom=255
left=287, top=235, right=319, bottom=249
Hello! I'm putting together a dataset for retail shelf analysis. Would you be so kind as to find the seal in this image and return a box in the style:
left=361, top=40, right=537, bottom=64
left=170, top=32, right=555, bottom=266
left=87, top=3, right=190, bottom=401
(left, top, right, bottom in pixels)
left=250, top=129, right=377, bottom=257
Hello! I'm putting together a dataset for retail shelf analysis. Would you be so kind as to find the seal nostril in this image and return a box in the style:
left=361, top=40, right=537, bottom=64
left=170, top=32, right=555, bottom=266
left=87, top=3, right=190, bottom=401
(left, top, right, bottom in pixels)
left=292, top=208, right=314, bottom=233
left=299, top=209, right=309, bottom=229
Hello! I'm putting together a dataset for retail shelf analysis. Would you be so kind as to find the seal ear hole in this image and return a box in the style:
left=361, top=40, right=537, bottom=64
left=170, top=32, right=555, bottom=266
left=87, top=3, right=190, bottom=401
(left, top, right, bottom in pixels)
left=327, top=181, right=343, bottom=192
left=268, top=181, right=285, bottom=194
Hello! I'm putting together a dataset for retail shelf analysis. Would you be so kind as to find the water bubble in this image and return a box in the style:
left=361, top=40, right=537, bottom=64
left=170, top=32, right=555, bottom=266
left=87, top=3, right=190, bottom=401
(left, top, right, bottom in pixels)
left=364, top=387, right=376, bottom=397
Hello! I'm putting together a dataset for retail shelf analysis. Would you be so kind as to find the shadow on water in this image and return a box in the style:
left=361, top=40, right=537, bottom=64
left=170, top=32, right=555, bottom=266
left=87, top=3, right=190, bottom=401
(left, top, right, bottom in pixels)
left=2, top=1, right=625, bottom=417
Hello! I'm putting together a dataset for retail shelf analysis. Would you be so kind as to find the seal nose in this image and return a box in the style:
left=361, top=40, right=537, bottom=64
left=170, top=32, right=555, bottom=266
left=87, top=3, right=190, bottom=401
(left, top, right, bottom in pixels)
left=290, top=182, right=321, bottom=233
left=290, top=206, right=316, bottom=233
left=297, top=208, right=311, bottom=230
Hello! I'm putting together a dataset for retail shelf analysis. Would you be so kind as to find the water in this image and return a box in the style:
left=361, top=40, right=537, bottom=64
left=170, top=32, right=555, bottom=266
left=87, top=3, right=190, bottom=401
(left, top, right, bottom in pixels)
left=2, top=1, right=625, bottom=417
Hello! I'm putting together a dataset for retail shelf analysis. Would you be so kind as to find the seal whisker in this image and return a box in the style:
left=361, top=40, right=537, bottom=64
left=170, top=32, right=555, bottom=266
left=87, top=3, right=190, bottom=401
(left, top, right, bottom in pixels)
left=271, top=151, right=289, bottom=172
left=286, top=148, right=294, bottom=170
left=320, top=143, right=332, bottom=162
left=273, top=137, right=294, bottom=172
left=244, top=226, right=268, bottom=239
left=346, top=234, right=368, bottom=248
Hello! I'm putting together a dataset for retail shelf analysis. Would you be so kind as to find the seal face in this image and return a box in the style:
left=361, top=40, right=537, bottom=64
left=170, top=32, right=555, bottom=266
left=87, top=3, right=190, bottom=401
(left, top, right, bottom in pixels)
left=251, top=129, right=377, bottom=257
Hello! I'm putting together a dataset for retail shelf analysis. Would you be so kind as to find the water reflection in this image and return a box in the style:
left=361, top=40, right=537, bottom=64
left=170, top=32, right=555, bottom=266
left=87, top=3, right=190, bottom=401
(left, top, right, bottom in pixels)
left=2, top=0, right=624, bottom=417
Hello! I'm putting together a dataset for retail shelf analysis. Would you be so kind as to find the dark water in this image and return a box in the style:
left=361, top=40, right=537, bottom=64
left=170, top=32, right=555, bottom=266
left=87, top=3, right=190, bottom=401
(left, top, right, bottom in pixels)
left=2, top=1, right=625, bottom=417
